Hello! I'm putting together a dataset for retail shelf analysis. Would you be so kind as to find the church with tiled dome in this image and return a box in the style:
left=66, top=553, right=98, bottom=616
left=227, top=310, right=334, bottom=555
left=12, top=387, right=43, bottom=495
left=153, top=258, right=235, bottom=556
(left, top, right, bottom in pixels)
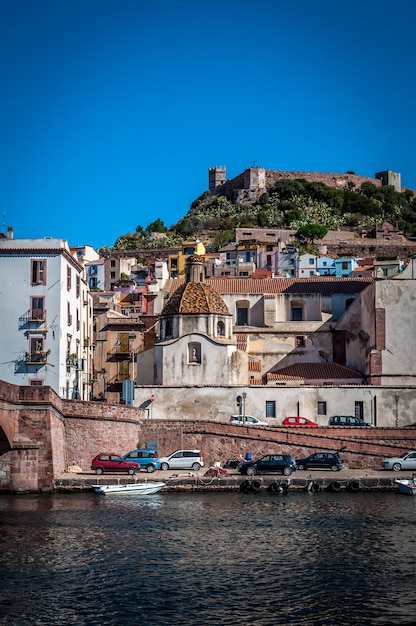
left=152, top=255, right=248, bottom=385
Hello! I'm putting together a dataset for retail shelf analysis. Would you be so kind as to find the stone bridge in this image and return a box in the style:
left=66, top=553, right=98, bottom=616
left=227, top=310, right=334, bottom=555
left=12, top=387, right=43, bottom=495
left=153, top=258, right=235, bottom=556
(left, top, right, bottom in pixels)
left=1, top=379, right=416, bottom=493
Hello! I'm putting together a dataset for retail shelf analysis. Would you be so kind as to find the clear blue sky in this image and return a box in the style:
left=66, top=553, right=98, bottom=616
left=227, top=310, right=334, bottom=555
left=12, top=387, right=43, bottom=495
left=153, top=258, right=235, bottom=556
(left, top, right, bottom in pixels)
left=2, top=0, right=415, bottom=250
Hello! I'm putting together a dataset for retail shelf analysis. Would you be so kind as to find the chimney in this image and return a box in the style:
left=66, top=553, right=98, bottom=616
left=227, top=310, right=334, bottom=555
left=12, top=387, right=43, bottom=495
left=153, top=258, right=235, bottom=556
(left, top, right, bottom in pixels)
left=7, top=226, right=13, bottom=240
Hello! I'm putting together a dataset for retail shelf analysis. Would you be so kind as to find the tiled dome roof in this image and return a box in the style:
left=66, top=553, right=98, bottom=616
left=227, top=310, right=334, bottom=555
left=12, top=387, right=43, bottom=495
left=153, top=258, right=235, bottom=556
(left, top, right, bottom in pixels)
left=162, top=282, right=230, bottom=315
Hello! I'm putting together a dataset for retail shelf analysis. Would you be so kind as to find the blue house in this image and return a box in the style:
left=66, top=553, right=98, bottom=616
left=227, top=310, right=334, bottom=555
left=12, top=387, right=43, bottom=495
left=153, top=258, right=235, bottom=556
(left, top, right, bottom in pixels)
left=335, top=257, right=358, bottom=278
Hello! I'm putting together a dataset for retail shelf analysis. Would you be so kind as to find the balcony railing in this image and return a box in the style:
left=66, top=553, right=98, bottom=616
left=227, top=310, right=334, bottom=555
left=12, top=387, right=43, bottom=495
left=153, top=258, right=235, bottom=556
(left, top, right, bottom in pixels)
left=107, top=346, right=139, bottom=360
left=25, top=351, right=49, bottom=365
left=29, top=308, right=46, bottom=321
left=66, top=356, right=84, bottom=370
left=18, top=309, right=47, bottom=329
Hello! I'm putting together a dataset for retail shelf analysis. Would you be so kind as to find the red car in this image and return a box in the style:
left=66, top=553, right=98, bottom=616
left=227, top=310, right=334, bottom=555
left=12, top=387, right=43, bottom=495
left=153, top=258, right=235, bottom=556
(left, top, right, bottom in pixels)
left=91, top=453, right=140, bottom=475
left=282, top=416, right=319, bottom=427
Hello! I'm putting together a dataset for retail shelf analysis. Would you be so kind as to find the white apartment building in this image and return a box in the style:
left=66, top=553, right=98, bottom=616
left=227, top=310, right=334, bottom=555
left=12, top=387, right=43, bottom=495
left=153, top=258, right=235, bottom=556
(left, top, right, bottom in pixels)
left=0, top=235, right=93, bottom=399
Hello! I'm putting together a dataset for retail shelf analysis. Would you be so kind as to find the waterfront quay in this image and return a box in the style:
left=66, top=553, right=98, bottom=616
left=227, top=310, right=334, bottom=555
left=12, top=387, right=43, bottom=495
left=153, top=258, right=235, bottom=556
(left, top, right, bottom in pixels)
left=52, top=468, right=407, bottom=494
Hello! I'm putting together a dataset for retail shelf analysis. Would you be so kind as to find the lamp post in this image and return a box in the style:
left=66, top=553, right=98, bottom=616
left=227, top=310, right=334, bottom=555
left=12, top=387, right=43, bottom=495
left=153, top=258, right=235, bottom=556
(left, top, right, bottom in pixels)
left=242, top=391, right=247, bottom=423
left=128, top=333, right=136, bottom=402
left=394, top=391, right=400, bottom=428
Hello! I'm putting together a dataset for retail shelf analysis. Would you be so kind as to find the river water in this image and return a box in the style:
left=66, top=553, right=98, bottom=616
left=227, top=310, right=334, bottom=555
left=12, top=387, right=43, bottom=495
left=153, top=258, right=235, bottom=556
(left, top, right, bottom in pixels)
left=0, top=490, right=415, bottom=626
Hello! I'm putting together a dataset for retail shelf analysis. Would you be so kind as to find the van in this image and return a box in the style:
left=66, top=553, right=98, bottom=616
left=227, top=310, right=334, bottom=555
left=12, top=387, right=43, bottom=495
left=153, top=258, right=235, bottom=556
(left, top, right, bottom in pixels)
left=328, top=415, right=373, bottom=427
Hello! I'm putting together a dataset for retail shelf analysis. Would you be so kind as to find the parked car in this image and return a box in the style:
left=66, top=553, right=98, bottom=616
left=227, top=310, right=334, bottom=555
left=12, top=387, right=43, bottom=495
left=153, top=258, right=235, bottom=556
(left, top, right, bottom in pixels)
left=123, top=449, right=160, bottom=472
left=381, top=451, right=416, bottom=472
left=328, top=415, right=373, bottom=427
left=91, top=453, right=140, bottom=475
left=296, top=452, right=345, bottom=471
left=230, top=415, right=268, bottom=426
left=238, top=454, right=297, bottom=476
left=282, top=416, right=319, bottom=427
left=159, top=450, right=204, bottom=471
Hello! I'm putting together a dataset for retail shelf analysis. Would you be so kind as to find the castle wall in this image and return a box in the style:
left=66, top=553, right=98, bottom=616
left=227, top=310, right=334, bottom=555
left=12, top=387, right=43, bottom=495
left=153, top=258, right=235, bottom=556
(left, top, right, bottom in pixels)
left=209, top=167, right=388, bottom=204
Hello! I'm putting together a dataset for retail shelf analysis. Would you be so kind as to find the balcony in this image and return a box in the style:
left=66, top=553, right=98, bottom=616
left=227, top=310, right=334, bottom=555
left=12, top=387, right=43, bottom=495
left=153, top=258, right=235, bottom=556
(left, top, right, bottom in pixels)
left=107, top=346, right=139, bottom=361
left=25, top=350, right=50, bottom=365
left=66, top=355, right=84, bottom=370
left=18, top=308, right=47, bottom=329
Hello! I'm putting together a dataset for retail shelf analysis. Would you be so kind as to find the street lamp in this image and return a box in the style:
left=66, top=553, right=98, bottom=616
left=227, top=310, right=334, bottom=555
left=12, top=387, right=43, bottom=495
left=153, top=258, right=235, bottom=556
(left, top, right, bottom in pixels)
left=394, top=391, right=400, bottom=428
left=242, top=391, right=247, bottom=423
left=128, top=333, right=136, bottom=395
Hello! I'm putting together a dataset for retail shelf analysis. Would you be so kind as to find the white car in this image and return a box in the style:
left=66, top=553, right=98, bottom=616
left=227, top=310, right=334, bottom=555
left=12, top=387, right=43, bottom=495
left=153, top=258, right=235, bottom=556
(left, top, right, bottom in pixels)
left=230, top=415, right=268, bottom=426
left=381, top=451, right=416, bottom=472
left=159, top=449, right=204, bottom=471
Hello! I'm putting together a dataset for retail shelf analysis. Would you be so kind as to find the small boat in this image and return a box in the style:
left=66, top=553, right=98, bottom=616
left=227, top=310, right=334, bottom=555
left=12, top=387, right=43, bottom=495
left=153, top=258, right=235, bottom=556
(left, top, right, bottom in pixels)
left=395, top=478, right=416, bottom=496
left=91, top=481, right=166, bottom=495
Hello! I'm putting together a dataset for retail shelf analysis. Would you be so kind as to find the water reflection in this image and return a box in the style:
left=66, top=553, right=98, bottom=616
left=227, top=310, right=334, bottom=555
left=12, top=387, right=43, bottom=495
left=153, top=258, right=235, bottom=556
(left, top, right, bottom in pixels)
left=0, top=491, right=415, bottom=625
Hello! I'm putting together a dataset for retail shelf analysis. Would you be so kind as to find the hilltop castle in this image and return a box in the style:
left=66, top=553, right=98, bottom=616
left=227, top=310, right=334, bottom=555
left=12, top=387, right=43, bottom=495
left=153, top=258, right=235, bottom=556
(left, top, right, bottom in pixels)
left=208, top=166, right=402, bottom=204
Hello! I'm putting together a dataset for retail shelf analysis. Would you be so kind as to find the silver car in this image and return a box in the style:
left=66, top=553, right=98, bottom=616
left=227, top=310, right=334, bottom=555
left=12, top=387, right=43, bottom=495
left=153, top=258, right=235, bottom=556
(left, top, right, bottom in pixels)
left=230, top=415, right=268, bottom=426
left=159, top=449, right=204, bottom=471
left=381, top=451, right=416, bottom=472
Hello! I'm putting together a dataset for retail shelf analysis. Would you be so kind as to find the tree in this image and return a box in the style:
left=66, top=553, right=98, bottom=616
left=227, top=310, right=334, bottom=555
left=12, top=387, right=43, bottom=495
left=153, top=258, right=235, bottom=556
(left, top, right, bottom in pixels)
left=295, top=224, right=328, bottom=243
left=145, top=218, right=166, bottom=234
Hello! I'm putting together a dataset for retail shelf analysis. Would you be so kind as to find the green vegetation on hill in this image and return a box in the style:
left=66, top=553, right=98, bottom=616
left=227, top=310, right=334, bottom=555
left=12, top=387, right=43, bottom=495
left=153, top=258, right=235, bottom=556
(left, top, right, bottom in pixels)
left=108, top=177, right=416, bottom=251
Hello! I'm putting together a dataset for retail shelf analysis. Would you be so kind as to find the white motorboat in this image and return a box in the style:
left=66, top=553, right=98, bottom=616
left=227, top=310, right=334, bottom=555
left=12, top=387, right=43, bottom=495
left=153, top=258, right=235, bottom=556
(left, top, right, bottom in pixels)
left=395, top=478, right=416, bottom=496
left=91, top=481, right=166, bottom=495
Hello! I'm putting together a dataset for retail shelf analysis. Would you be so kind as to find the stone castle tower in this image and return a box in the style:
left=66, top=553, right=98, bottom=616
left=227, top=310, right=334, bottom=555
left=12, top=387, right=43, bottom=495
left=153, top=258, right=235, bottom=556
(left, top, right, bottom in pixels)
left=208, top=166, right=226, bottom=190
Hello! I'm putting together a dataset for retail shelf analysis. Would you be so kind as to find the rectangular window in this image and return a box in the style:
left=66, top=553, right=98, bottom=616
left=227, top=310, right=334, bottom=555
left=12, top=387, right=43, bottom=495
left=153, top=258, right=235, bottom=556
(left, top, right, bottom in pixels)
left=30, top=379, right=44, bottom=386
left=67, top=266, right=72, bottom=290
left=111, top=260, right=116, bottom=268
left=295, top=335, right=306, bottom=348
left=317, top=401, right=327, bottom=415
left=30, top=336, right=44, bottom=354
left=76, top=275, right=80, bottom=298
left=236, top=307, right=248, bottom=325
left=31, top=259, right=47, bottom=285
left=291, top=307, right=303, bottom=321
left=265, top=401, right=276, bottom=418
left=119, top=361, right=130, bottom=381
left=76, top=308, right=80, bottom=331
left=67, top=302, right=72, bottom=326
left=342, top=261, right=348, bottom=270
left=309, top=258, right=314, bottom=265
left=355, top=401, right=364, bottom=419
left=110, top=271, right=116, bottom=279
left=30, top=296, right=45, bottom=320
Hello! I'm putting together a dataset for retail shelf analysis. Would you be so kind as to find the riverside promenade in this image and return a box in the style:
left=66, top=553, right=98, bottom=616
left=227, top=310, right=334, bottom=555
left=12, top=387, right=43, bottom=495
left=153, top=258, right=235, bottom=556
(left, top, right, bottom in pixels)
left=53, top=467, right=410, bottom=493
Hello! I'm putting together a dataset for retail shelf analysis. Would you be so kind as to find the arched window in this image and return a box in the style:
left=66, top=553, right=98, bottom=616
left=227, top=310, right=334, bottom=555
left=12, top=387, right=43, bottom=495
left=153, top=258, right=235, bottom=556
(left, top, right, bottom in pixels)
left=217, top=321, right=225, bottom=336
left=165, top=319, right=173, bottom=338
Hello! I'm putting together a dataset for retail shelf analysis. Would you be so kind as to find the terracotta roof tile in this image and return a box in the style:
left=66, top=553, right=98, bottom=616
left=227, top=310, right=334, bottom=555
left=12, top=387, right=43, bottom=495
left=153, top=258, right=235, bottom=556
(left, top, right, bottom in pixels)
left=161, top=282, right=230, bottom=315
left=165, top=276, right=373, bottom=297
left=267, top=362, right=363, bottom=382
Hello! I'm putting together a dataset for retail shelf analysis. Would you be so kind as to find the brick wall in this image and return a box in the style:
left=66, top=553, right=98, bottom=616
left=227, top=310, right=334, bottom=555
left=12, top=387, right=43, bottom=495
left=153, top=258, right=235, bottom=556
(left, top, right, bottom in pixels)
left=0, top=380, right=146, bottom=491
left=138, top=420, right=416, bottom=470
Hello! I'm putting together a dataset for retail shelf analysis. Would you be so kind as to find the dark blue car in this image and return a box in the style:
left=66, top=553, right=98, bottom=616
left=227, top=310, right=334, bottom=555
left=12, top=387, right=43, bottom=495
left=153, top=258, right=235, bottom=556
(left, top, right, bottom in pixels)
left=296, top=452, right=345, bottom=471
left=238, top=454, right=297, bottom=476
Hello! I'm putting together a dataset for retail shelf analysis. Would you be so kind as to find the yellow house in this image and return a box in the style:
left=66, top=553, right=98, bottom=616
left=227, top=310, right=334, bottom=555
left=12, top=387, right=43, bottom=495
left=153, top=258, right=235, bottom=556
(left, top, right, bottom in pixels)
left=168, top=240, right=206, bottom=279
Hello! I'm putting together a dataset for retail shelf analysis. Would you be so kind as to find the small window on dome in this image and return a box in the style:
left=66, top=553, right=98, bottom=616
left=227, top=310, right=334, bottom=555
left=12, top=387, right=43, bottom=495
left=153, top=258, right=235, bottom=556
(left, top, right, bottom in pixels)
left=165, top=320, right=173, bottom=338
left=217, top=321, right=225, bottom=336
